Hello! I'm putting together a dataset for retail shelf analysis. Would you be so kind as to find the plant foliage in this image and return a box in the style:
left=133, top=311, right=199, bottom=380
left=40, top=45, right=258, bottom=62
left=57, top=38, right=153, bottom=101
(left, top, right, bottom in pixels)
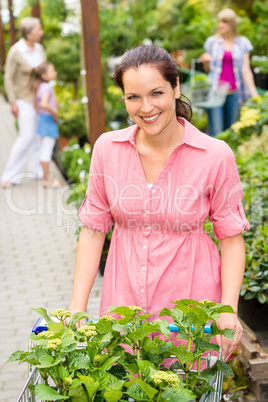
left=7, top=300, right=234, bottom=401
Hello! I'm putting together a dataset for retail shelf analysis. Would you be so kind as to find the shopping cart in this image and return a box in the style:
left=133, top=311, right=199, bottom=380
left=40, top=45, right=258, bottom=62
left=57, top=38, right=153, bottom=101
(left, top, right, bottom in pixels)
left=181, top=59, right=230, bottom=109
left=16, top=320, right=224, bottom=402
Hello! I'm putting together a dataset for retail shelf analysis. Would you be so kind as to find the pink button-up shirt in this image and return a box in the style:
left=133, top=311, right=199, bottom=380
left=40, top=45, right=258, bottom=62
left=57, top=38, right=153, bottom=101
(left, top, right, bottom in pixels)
left=79, top=118, right=249, bottom=320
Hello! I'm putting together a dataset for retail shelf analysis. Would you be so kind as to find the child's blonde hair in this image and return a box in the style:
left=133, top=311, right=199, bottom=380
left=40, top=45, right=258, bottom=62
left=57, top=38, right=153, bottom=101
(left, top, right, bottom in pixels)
left=28, top=61, right=53, bottom=95
left=217, top=8, right=238, bottom=37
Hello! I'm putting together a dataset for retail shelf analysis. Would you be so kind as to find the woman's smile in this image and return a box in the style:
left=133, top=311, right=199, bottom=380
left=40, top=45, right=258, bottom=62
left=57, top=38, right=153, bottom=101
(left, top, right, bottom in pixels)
left=139, top=112, right=162, bottom=124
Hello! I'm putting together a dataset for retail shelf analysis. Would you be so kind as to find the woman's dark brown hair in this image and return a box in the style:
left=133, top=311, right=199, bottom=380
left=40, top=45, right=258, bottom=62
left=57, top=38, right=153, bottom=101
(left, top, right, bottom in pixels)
left=114, top=45, right=192, bottom=121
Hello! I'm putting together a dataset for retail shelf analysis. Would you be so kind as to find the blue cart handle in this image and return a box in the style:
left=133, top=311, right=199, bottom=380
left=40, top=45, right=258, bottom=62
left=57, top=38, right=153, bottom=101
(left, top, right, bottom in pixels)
left=33, top=317, right=211, bottom=334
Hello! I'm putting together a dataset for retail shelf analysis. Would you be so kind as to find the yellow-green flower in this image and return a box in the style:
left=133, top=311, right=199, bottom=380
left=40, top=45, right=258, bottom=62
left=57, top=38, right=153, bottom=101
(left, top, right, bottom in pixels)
left=151, top=371, right=180, bottom=388
left=79, top=324, right=98, bottom=338
left=129, top=306, right=143, bottom=312
left=65, top=377, right=73, bottom=385
left=100, top=315, right=116, bottom=322
left=51, top=309, right=72, bottom=320
left=231, top=107, right=262, bottom=133
left=38, top=330, right=53, bottom=338
left=47, top=339, right=62, bottom=350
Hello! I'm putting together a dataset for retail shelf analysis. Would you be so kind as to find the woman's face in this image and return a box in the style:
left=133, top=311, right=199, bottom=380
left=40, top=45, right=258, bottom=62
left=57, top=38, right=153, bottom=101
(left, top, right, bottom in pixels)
left=218, top=18, right=231, bottom=36
left=122, top=64, right=180, bottom=138
left=27, top=23, right=43, bottom=43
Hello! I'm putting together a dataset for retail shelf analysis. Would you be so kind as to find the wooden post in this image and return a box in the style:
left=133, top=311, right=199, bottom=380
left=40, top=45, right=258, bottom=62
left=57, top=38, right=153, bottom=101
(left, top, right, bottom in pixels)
left=7, top=0, right=16, bottom=46
left=80, top=0, right=105, bottom=147
left=0, top=0, right=6, bottom=70
left=32, top=0, right=41, bottom=20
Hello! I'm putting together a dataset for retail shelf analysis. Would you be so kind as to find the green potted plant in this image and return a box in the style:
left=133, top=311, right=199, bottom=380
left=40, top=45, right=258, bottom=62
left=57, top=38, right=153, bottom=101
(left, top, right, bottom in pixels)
left=7, top=299, right=234, bottom=401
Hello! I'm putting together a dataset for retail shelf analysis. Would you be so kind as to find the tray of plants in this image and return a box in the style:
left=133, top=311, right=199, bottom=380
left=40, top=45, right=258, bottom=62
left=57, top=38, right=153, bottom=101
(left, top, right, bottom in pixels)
left=10, top=300, right=234, bottom=402
left=181, top=59, right=230, bottom=109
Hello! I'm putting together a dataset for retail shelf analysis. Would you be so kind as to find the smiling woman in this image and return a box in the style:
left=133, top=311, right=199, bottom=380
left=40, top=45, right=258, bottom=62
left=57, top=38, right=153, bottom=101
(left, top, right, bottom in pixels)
left=68, top=45, right=249, bottom=362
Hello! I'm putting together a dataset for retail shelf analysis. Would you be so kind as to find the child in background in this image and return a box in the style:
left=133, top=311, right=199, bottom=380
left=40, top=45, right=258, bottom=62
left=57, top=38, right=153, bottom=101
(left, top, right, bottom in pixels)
left=30, top=61, right=63, bottom=187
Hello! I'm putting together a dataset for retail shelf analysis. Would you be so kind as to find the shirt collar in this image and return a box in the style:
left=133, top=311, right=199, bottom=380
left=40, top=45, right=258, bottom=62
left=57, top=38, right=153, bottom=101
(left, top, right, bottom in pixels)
left=16, top=38, right=38, bottom=54
left=111, top=117, right=207, bottom=150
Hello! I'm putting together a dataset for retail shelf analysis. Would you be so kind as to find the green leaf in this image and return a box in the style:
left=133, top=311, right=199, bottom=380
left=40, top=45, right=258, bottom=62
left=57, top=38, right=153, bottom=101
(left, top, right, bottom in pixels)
left=107, top=373, right=125, bottom=389
left=68, top=384, right=89, bottom=401
left=213, top=305, right=235, bottom=314
left=116, top=317, right=131, bottom=325
left=257, top=292, right=267, bottom=304
left=216, top=360, right=234, bottom=376
left=95, top=319, right=113, bottom=334
left=137, top=360, right=158, bottom=381
left=161, top=387, right=196, bottom=401
left=47, top=321, right=64, bottom=334
left=103, top=388, right=123, bottom=402
left=68, top=351, right=90, bottom=370
left=154, top=319, right=172, bottom=339
left=137, top=314, right=152, bottom=321
left=36, top=355, right=65, bottom=369
left=187, top=308, right=210, bottom=333
left=91, top=370, right=109, bottom=390
left=101, top=355, right=121, bottom=371
left=58, top=364, right=69, bottom=380
left=125, top=379, right=157, bottom=400
left=5, top=350, right=27, bottom=364
left=125, top=382, right=150, bottom=401
left=159, top=307, right=173, bottom=318
left=170, top=344, right=194, bottom=366
left=34, top=384, right=68, bottom=400
left=67, top=312, right=90, bottom=326
left=32, top=307, right=54, bottom=323
left=127, top=321, right=162, bottom=343
left=107, top=305, right=136, bottom=318
left=209, top=323, right=234, bottom=340
left=112, top=323, right=129, bottom=333
left=36, top=355, right=54, bottom=367
left=193, top=338, right=219, bottom=358
left=78, top=375, right=100, bottom=399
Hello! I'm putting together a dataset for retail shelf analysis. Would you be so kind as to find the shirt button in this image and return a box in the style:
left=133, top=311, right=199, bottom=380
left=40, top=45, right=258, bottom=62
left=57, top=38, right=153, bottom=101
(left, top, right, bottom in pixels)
left=141, top=289, right=145, bottom=294
left=151, top=189, right=156, bottom=194
left=143, top=245, right=147, bottom=250
left=141, top=266, right=146, bottom=271
left=143, top=309, right=146, bottom=313
left=146, top=210, right=150, bottom=215
left=239, top=202, right=242, bottom=206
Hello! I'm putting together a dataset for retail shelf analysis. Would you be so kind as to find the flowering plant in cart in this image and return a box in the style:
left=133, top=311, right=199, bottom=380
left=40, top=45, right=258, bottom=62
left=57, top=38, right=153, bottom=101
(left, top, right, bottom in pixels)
left=7, top=300, right=234, bottom=401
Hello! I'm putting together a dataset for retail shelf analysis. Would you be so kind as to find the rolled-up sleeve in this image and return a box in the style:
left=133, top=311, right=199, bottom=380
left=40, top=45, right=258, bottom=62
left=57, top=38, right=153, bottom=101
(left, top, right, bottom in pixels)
left=79, top=137, right=114, bottom=233
left=209, top=144, right=250, bottom=240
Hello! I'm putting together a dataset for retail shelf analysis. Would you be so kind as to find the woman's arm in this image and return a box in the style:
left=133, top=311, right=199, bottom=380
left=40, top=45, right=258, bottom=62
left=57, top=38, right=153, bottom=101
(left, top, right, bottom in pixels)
left=4, top=48, right=18, bottom=117
left=216, top=233, right=245, bottom=360
left=242, top=52, right=259, bottom=98
left=69, top=226, right=106, bottom=320
left=199, top=52, right=211, bottom=73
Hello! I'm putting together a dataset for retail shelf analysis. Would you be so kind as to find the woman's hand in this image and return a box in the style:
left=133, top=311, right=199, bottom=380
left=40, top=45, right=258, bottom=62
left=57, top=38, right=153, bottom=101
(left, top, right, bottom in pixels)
left=11, top=102, right=18, bottom=118
left=216, top=312, right=243, bottom=361
left=199, top=52, right=211, bottom=63
left=53, top=110, right=58, bottom=122
left=64, top=308, right=87, bottom=329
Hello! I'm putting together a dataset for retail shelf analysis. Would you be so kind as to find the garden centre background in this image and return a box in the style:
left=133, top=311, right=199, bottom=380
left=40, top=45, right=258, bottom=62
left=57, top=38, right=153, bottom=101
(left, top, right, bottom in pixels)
left=0, top=0, right=267, bottom=401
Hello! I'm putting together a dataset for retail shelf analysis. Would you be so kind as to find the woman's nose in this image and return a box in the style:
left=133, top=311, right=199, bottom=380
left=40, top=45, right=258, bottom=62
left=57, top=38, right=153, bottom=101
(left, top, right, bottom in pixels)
left=140, top=98, right=154, bottom=114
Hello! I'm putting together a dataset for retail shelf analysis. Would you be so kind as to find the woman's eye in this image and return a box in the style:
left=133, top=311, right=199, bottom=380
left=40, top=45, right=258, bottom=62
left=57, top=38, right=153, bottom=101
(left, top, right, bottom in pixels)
left=127, top=95, right=138, bottom=100
left=153, top=91, right=163, bottom=96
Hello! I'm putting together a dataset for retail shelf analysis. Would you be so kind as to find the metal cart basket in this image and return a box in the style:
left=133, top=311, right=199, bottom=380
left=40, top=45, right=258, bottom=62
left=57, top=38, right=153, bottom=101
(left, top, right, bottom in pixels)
left=16, top=321, right=224, bottom=402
